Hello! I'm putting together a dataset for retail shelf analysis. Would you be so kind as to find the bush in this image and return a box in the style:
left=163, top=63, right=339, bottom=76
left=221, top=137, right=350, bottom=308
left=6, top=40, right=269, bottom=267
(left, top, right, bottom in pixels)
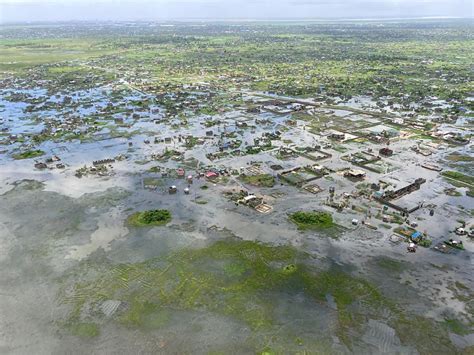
left=127, top=209, right=172, bottom=227
left=12, top=149, right=45, bottom=160
left=289, top=211, right=334, bottom=230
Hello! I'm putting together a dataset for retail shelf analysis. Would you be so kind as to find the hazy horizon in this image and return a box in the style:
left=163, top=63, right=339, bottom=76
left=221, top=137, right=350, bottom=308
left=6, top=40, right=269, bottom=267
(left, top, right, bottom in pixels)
left=1, top=0, right=473, bottom=24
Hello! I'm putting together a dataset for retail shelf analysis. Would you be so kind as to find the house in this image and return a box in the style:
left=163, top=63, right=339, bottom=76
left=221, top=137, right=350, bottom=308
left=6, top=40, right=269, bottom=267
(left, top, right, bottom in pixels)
left=379, top=147, right=393, bottom=157
left=411, top=231, right=422, bottom=242
left=329, top=132, right=345, bottom=141
left=407, top=242, right=417, bottom=253
left=34, top=162, right=48, bottom=169
left=205, top=171, right=219, bottom=180
left=241, top=195, right=263, bottom=208
left=169, top=186, right=177, bottom=194
left=176, top=168, right=185, bottom=178
left=344, top=169, right=366, bottom=179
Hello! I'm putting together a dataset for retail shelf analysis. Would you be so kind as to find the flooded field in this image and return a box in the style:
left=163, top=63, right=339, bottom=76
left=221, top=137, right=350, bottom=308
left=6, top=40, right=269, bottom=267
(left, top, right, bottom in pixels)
left=0, top=21, right=473, bottom=354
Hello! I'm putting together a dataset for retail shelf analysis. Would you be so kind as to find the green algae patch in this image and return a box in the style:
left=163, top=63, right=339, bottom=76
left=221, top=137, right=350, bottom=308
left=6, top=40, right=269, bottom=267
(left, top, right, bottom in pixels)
left=127, top=209, right=171, bottom=227
left=12, top=149, right=45, bottom=160
left=289, top=211, right=334, bottom=230
left=68, top=322, right=100, bottom=338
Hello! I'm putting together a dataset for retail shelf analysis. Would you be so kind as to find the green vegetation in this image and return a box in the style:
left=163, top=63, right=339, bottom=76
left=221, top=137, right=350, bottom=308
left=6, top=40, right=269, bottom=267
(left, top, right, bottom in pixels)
left=148, top=166, right=161, bottom=173
left=444, top=318, right=470, bottom=336
left=68, top=322, right=100, bottom=338
left=444, top=188, right=462, bottom=197
left=289, top=211, right=334, bottom=230
left=127, top=209, right=172, bottom=227
left=442, top=171, right=474, bottom=197
left=143, top=177, right=163, bottom=187
left=12, top=149, right=45, bottom=160
left=455, top=281, right=469, bottom=291
left=444, top=240, right=465, bottom=250
left=446, top=153, right=474, bottom=162
left=240, top=174, right=275, bottom=188
left=0, top=39, right=116, bottom=76
left=120, top=301, right=169, bottom=329
left=442, top=171, right=474, bottom=185
left=55, top=236, right=458, bottom=352
left=418, top=238, right=432, bottom=248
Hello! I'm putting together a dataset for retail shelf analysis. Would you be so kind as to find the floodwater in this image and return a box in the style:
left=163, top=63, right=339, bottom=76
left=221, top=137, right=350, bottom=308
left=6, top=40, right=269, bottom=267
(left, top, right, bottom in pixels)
left=0, top=86, right=473, bottom=354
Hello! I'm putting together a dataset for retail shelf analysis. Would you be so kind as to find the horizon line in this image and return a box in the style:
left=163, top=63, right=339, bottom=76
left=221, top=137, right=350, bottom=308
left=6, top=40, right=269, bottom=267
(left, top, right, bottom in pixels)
left=1, top=16, right=473, bottom=26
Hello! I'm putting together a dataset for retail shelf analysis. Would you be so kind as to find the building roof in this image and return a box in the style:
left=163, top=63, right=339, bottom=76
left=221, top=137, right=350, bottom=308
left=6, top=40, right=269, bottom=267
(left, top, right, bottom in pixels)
left=347, top=169, right=366, bottom=176
left=243, top=195, right=258, bottom=202
left=205, top=171, right=218, bottom=178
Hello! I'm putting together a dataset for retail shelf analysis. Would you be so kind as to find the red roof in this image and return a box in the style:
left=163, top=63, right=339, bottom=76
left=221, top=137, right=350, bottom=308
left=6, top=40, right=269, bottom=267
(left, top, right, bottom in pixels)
left=205, top=171, right=218, bottom=179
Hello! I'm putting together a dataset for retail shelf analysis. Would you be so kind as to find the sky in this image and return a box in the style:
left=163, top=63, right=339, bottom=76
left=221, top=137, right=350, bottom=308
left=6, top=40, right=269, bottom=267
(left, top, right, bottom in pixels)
left=0, top=0, right=473, bottom=23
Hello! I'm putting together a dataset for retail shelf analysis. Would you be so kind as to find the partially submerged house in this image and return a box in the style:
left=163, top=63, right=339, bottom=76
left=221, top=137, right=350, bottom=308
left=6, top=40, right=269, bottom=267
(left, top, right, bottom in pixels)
left=344, top=169, right=366, bottom=179
left=379, top=147, right=393, bottom=157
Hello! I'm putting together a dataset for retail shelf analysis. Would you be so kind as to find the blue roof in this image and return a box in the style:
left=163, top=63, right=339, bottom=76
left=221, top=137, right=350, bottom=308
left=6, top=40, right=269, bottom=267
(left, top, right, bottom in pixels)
left=411, top=231, right=422, bottom=238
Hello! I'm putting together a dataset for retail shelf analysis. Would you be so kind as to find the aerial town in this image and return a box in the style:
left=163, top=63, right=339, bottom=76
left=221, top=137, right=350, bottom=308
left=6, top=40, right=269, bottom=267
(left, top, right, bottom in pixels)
left=0, top=20, right=472, bottom=354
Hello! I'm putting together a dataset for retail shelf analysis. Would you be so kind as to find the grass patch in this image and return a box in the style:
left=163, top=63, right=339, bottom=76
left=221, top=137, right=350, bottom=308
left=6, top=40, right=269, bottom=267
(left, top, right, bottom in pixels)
left=12, top=149, right=45, bottom=160
left=143, top=177, right=163, bottom=187
left=240, top=174, right=275, bottom=188
left=445, top=153, right=474, bottom=162
left=444, top=318, right=470, bottom=336
left=68, top=322, right=100, bottom=338
left=127, top=209, right=171, bottom=227
left=442, top=170, right=474, bottom=197
left=418, top=238, right=432, bottom=247
left=289, top=211, right=334, bottom=230
left=442, top=171, right=474, bottom=185
left=120, top=300, right=169, bottom=329
left=58, top=237, right=456, bottom=352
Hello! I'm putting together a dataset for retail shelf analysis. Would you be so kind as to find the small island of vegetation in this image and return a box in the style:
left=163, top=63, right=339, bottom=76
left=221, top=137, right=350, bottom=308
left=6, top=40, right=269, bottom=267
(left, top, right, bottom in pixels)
left=12, top=149, right=45, bottom=160
left=127, top=209, right=172, bottom=227
left=289, top=211, right=334, bottom=230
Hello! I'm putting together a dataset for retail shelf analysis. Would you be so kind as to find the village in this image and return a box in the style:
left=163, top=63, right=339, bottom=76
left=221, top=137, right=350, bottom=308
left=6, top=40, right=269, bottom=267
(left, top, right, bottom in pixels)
left=2, top=79, right=472, bottom=254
